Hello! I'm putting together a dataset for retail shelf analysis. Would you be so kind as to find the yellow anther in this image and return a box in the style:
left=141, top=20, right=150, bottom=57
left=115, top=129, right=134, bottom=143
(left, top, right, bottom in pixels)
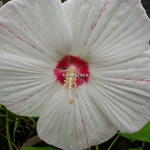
left=69, top=99, right=74, bottom=104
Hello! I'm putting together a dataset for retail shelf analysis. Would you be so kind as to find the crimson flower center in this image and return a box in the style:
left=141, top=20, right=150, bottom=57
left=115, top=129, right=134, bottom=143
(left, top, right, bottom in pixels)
left=54, top=55, right=90, bottom=104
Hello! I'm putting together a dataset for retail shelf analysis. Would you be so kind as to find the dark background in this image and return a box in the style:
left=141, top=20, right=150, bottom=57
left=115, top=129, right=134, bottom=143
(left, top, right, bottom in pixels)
left=142, top=0, right=150, bottom=17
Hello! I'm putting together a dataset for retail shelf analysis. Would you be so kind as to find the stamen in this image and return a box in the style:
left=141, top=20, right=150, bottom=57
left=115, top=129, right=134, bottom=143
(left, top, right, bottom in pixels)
left=64, top=68, right=77, bottom=104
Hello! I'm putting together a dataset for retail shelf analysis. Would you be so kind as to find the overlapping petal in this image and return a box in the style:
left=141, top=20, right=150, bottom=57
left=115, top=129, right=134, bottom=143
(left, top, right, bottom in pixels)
left=0, top=54, right=61, bottom=116
left=89, top=50, right=150, bottom=133
left=37, top=86, right=117, bottom=150
left=0, top=0, right=72, bottom=63
left=63, top=0, right=150, bottom=66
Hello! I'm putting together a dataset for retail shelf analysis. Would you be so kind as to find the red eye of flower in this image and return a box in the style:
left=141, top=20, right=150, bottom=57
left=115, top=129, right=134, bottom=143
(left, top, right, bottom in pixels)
left=54, top=55, right=90, bottom=104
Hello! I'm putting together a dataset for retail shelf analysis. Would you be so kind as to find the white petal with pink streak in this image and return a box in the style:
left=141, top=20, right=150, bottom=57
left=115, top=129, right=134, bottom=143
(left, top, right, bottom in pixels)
left=89, top=50, right=150, bottom=133
left=37, top=86, right=117, bottom=150
left=63, top=0, right=150, bottom=66
left=0, top=0, right=72, bottom=63
left=0, top=54, right=61, bottom=116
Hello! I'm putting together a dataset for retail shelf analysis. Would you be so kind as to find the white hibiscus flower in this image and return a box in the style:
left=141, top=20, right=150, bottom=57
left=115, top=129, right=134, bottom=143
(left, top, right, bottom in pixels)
left=0, top=0, right=150, bottom=150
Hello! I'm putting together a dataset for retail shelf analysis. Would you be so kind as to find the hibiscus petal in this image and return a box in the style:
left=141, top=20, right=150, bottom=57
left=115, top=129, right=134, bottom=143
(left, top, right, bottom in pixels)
left=37, top=86, right=117, bottom=150
left=0, top=54, right=61, bottom=116
left=89, top=51, right=150, bottom=133
left=0, top=0, right=72, bottom=63
left=63, top=0, right=150, bottom=66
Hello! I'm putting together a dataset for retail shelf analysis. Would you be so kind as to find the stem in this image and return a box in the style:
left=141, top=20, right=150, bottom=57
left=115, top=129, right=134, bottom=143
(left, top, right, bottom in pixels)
left=107, top=135, right=120, bottom=150
left=0, top=104, right=2, bottom=110
left=96, top=145, right=99, bottom=150
left=142, top=142, right=145, bottom=148
left=6, top=111, right=14, bottom=150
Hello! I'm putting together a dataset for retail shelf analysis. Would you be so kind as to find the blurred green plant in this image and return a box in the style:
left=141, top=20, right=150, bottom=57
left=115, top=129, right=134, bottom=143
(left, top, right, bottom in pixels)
left=61, top=0, right=67, bottom=2
left=0, top=105, right=37, bottom=150
left=119, top=122, right=150, bottom=143
left=23, top=146, right=58, bottom=150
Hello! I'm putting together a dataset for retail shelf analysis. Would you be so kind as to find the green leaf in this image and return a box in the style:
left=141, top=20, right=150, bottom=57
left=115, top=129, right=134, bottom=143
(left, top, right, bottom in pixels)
left=119, top=122, right=150, bottom=142
left=20, top=136, right=42, bottom=150
left=23, top=146, right=59, bottom=150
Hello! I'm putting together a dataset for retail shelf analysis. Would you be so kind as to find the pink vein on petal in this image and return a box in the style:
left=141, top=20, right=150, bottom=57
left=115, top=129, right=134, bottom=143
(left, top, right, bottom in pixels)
left=78, top=106, right=89, bottom=148
left=92, top=0, right=123, bottom=45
